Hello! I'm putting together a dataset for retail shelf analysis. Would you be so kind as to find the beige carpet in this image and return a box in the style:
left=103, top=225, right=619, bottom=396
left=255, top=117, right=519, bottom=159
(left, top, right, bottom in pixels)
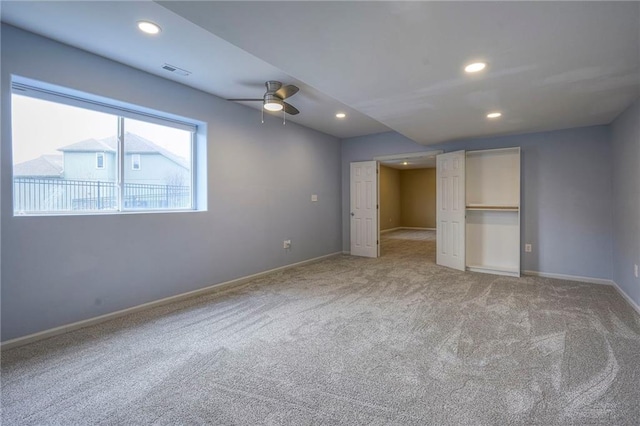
left=2, top=230, right=639, bottom=425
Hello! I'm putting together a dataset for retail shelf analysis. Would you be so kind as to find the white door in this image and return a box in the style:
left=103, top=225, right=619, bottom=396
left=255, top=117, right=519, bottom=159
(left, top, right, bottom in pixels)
left=436, top=151, right=466, bottom=270
left=350, top=161, right=378, bottom=258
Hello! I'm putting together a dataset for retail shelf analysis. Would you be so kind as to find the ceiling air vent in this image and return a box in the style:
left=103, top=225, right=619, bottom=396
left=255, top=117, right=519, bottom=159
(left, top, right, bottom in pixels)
left=161, top=63, right=191, bottom=77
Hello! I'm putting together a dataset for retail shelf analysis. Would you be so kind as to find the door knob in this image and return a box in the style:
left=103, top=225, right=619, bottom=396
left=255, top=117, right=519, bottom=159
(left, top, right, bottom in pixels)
left=350, top=212, right=355, bottom=216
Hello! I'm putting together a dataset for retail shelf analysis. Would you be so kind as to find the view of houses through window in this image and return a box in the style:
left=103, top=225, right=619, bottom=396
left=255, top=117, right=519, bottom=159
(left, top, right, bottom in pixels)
left=12, top=91, right=195, bottom=214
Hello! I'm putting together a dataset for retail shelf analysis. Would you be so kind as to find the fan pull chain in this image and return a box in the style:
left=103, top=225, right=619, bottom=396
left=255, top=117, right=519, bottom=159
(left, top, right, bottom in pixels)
left=261, top=107, right=264, bottom=124
left=283, top=108, right=286, bottom=125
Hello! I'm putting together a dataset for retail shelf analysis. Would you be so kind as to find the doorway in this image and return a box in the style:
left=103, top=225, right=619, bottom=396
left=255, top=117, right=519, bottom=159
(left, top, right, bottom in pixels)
left=348, top=151, right=441, bottom=260
left=376, top=151, right=440, bottom=259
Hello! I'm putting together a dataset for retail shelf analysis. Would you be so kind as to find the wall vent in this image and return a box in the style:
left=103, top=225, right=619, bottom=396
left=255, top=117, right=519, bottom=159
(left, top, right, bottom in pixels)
left=161, top=64, right=191, bottom=77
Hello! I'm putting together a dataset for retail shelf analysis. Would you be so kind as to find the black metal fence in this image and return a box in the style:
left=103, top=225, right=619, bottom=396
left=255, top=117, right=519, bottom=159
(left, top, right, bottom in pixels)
left=13, top=177, right=190, bottom=213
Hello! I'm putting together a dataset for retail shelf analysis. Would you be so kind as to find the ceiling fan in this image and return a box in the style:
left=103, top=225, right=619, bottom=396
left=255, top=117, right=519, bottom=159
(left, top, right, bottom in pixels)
left=227, top=81, right=300, bottom=115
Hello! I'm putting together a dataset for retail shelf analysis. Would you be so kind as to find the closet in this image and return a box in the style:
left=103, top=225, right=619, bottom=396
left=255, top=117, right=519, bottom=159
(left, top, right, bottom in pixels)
left=436, top=147, right=521, bottom=276
left=465, top=147, right=520, bottom=276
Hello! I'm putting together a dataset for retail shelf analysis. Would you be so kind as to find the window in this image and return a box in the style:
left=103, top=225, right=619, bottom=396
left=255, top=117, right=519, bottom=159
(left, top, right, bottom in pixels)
left=96, top=153, right=105, bottom=169
left=131, top=154, right=141, bottom=170
left=11, top=76, right=200, bottom=215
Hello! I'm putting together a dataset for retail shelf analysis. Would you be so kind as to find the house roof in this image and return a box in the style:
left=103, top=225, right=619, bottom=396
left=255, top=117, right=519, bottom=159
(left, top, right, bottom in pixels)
left=13, top=154, right=64, bottom=178
left=58, top=133, right=189, bottom=169
left=57, top=138, right=115, bottom=153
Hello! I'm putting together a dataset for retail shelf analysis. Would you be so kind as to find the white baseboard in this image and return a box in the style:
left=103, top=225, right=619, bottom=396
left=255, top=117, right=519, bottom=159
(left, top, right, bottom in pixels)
left=522, top=270, right=615, bottom=286
left=1, top=251, right=342, bottom=350
left=612, top=282, right=640, bottom=316
left=342, top=250, right=351, bottom=255
left=509, top=271, right=639, bottom=316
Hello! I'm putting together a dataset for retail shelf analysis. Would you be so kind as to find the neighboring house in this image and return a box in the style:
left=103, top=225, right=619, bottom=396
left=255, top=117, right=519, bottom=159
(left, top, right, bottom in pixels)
left=57, top=132, right=190, bottom=185
left=14, top=132, right=189, bottom=185
left=13, top=154, right=64, bottom=178
left=13, top=133, right=190, bottom=212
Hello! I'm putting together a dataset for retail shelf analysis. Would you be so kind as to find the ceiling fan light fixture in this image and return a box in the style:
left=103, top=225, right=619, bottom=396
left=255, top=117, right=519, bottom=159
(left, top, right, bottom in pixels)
left=263, top=94, right=283, bottom=111
left=336, top=113, right=346, bottom=119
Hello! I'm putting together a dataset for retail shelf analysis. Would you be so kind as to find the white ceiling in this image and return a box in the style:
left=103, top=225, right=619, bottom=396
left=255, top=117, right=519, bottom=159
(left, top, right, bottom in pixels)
left=3, top=1, right=639, bottom=145
left=0, top=1, right=389, bottom=139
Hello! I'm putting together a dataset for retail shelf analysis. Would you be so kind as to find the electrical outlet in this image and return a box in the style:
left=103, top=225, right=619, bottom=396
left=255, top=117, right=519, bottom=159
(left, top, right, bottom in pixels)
left=635, top=264, right=638, bottom=278
left=525, top=244, right=532, bottom=253
left=283, top=240, right=291, bottom=249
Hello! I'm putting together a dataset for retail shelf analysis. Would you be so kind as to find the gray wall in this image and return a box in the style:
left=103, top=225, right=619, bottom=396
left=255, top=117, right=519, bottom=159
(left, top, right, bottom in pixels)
left=1, top=25, right=342, bottom=341
left=342, top=126, right=614, bottom=279
left=611, top=99, right=640, bottom=307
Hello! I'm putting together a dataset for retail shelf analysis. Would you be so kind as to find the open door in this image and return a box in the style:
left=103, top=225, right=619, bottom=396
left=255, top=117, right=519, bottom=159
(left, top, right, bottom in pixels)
left=350, top=161, right=378, bottom=257
left=436, top=151, right=466, bottom=270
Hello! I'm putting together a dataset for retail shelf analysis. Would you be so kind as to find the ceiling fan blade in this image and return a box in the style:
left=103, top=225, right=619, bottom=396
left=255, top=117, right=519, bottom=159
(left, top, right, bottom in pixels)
left=226, top=98, right=263, bottom=101
left=283, top=102, right=300, bottom=115
left=275, top=85, right=299, bottom=100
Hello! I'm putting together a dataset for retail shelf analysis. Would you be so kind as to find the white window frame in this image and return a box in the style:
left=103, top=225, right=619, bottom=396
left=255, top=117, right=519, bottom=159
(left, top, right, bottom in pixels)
left=11, top=76, right=201, bottom=215
left=131, top=154, right=141, bottom=171
left=96, top=152, right=105, bottom=169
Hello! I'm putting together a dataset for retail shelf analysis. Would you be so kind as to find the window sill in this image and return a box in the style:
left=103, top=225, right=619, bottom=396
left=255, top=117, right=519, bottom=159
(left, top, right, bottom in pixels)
left=13, top=209, right=206, bottom=218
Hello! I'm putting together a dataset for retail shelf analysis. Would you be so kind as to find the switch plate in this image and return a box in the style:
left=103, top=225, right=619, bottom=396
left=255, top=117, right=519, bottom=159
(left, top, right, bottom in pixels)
left=283, top=240, right=291, bottom=249
left=525, top=244, right=532, bottom=253
left=311, top=195, right=318, bottom=202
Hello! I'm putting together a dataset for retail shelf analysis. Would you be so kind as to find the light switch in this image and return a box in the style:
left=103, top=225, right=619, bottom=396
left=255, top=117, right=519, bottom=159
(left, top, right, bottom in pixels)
left=311, top=195, right=318, bottom=202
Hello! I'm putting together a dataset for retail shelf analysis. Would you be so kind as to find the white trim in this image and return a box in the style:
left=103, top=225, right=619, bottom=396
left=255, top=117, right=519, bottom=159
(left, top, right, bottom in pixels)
left=95, top=152, right=105, bottom=169
left=131, top=153, right=141, bottom=170
left=342, top=250, right=351, bottom=255
left=612, top=281, right=640, bottom=316
left=469, top=265, right=520, bottom=277
left=466, top=147, right=520, bottom=155
left=522, top=270, right=615, bottom=286
left=1, top=252, right=342, bottom=350
left=374, top=150, right=443, bottom=162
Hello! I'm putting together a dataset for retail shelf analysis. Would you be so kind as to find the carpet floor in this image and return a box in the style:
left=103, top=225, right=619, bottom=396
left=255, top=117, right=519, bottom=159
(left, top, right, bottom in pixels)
left=2, top=230, right=639, bottom=425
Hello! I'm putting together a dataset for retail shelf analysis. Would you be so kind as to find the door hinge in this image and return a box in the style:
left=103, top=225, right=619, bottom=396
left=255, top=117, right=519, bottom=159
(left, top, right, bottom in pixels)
left=377, top=240, right=379, bottom=245
left=377, top=204, right=379, bottom=209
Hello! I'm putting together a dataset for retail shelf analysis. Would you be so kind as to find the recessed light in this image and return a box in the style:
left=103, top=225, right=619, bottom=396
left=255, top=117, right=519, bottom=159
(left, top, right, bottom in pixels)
left=487, top=112, right=502, bottom=119
left=336, top=113, right=346, bottom=119
left=137, top=21, right=161, bottom=35
left=464, top=62, right=486, bottom=73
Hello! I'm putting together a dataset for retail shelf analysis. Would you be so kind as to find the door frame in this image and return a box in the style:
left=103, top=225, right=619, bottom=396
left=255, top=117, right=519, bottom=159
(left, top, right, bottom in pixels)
left=374, top=150, right=442, bottom=241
